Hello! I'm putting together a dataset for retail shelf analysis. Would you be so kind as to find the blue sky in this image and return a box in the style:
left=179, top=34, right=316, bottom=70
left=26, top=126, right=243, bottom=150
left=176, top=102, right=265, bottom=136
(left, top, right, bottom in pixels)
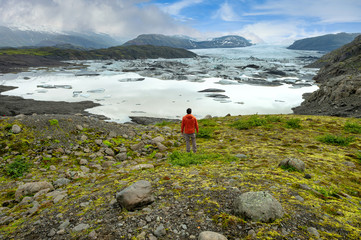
left=0, top=0, right=360, bottom=43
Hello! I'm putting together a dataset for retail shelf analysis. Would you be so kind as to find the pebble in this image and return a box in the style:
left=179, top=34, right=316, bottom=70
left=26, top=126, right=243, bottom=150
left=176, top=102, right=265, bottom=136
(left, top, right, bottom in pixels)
left=154, top=224, right=166, bottom=237
left=72, top=223, right=90, bottom=232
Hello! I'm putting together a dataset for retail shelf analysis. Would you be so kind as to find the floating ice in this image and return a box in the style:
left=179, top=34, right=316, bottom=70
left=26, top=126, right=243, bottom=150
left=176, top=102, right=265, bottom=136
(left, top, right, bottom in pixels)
left=87, top=88, right=105, bottom=93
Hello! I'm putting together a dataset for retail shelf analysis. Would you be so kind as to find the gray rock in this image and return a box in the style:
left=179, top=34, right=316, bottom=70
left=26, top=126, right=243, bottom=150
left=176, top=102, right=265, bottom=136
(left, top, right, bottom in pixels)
left=156, top=142, right=167, bottom=151
left=79, top=159, right=88, bottom=165
left=279, top=157, right=305, bottom=172
left=105, top=148, right=115, bottom=156
left=154, top=224, right=166, bottom=237
left=102, top=161, right=115, bottom=168
left=130, top=164, right=154, bottom=171
left=234, top=191, right=284, bottom=222
left=88, top=230, right=98, bottom=239
left=53, top=178, right=71, bottom=188
left=307, top=227, right=320, bottom=239
left=28, top=201, right=40, bottom=215
left=15, top=182, right=54, bottom=201
left=59, top=219, right=70, bottom=230
left=235, top=154, right=247, bottom=159
left=48, top=228, right=56, bottom=237
left=80, top=166, right=90, bottom=173
left=198, top=231, right=227, bottom=240
left=131, top=142, right=145, bottom=151
left=72, top=223, right=90, bottom=232
left=152, top=136, right=165, bottom=144
left=115, top=152, right=128, bottom=161
left=11, top=124, right=21, bottom=134
left=343, top=161, right=356, bottom=168
left=116, top=180, right=154, bottom=211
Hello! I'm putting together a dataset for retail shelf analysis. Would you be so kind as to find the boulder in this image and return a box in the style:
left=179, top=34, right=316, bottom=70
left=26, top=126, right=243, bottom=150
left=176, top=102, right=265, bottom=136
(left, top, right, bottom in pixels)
left=115, top=152, right=128, bottom=161
left=279, top=157, right=305, bottom=172
left=131, top=142, right=145, bottom=151
left=53, top=178, right=71, bottom=188
left=234, top=191, right=284, bottom=222
left=116, top=180, right=154, bottom=211
left=199, top=231, right=228, bottom=240
left=152, top=136, right=165, bottom=144
left=15, top=182, right=54, bottom=201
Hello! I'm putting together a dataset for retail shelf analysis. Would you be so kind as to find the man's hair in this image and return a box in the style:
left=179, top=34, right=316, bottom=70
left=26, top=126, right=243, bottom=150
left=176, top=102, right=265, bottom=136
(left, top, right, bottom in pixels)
left=186, top=108, right=192, bottom=114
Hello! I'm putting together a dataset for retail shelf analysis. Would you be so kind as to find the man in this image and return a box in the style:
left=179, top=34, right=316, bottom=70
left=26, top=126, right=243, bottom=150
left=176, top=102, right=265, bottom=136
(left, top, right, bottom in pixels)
left=181, top=108, right=199, bottom=153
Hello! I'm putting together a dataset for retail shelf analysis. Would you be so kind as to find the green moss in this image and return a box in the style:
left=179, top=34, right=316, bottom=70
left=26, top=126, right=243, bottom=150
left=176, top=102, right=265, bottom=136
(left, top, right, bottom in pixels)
left=344, top=120, right=361, bottom=133
left=48, top=119, right=59, bottom=127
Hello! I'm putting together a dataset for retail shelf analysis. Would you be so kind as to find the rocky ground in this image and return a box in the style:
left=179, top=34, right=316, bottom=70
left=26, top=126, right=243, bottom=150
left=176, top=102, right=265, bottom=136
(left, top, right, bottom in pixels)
left=0, top=113, right=360, bottom=239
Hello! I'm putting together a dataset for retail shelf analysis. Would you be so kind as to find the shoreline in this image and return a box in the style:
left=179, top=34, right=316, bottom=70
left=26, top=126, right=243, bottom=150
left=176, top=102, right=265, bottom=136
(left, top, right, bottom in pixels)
left=0, top=85, right=107, bottom=119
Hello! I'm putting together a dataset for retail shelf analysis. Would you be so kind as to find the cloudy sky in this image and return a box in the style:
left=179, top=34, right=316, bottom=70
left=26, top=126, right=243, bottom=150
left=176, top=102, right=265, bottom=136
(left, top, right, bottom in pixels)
left=0, top=0, right=360, bottom=43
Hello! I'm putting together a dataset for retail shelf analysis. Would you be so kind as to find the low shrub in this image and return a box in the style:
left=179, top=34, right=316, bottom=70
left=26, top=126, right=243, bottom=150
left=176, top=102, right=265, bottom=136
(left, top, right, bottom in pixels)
left=198, top=118, right=217, bottom=127
left=197, top=128, right=213, bottom=138
left=155, top=121, right=174, bottom=127
left=5, top=156, right=30, bottom=178
left=231, top=115, right=268, bottom=130
left=317, top=134, right=354, bottom=146
left=344, top=121, right=361, bottom=134
left=285, top=118, right=302, bottom=129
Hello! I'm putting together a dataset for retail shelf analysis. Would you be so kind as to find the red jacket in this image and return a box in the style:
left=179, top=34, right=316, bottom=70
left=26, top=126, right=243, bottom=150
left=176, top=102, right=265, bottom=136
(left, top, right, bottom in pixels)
left=181, top=114, right=199, bottom=134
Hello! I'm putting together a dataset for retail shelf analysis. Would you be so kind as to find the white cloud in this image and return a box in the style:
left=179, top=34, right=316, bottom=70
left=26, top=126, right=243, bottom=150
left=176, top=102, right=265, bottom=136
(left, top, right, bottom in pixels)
left=0, top=0, right=199, bottom=39
left=253, top=0, right=361, bottom=23
left=161, top=0, right=204, bottom=16
left=214, top=1, right=241, bottom=21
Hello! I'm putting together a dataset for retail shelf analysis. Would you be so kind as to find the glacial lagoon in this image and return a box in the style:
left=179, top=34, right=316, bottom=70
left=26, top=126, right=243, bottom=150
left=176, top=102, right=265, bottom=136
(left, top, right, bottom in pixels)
left=0, top=45, right=323, bottom=123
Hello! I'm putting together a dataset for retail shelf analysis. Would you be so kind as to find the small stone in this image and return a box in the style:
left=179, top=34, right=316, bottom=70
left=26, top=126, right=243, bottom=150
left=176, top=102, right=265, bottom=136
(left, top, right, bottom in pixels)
left=156, top=142, right=167, bottom=151
left=295, top=195, right=304, bottom=202
left=11, top=125, right=21, bottom=134
left=343, top=161, right=356, bottom=168
left=235, top=154, right=247, bottom=159
left=49, top=165, right=56, bottom=171
left=57, top=229, right=65, bottom=235
left=79, top=159, right=88, bottom=165
left=105, top=148, right=115, bottom=156
left=76, top=125, right=83, bottom=131
left=115, top=152, right=127, bottom=161
left=248, top=229, right=256, bottom=238
left=48, top=229, right=56, bottom=237
left=72, top=223, right=90, bottom=232
left=89, top=230, right=98, bottom=239
left=80, top=135, right=88, bottom=141
left=307, top=227, right=320, bottom=239
left=130, top=164, right=154, bottom=171
left=59, top=219, right=70, bottom=230
left=304, top=173, right=312, bottom=179
left=53, top=178, right=71, bottom=188
left=80, top=166, right=90, bottom=173
left=102, top=161, right=115, bottom=168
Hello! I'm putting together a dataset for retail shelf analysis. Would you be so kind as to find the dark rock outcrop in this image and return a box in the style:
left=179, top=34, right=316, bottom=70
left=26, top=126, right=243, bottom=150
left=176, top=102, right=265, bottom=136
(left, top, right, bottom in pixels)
left=293, top=35, right=361, bottom=117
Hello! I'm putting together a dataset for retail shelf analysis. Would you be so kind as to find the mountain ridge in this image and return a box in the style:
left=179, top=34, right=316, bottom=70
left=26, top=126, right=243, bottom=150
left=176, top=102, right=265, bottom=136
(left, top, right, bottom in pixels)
left=123, top=34, right=252, bottom=49
left=287, top=32, right=360, bottom=52
left=0, top=26, right=120, bottom=49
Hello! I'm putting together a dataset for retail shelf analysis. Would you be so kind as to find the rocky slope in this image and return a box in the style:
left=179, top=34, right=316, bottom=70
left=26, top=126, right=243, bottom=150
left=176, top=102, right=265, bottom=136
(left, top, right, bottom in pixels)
left=293, top=35, right=361, bottom=117
left=0, top=113, right=360, bottom=239
left=287, top=32, right=360, bottom=52
left=123, top=34, right=252, bottom=49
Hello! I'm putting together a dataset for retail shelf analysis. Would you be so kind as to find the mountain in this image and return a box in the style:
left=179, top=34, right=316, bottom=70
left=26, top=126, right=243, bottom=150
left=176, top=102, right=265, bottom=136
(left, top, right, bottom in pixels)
left=287, top=32, right=360, bottom=52
left=293, top=35, right=361, bottom=117
left=0, top=26, right=120, bottom=49
left=122, top=34, right=252, bottom=49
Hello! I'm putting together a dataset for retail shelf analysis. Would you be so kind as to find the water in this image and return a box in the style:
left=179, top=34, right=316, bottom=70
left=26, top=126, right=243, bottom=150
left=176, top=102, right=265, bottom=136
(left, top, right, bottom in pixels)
left=0, top=45, right=323, bottom=123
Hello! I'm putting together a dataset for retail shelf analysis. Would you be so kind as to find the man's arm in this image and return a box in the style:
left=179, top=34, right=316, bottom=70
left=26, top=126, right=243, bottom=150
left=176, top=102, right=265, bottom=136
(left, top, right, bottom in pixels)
left=195, top=118, right=199, bottom=133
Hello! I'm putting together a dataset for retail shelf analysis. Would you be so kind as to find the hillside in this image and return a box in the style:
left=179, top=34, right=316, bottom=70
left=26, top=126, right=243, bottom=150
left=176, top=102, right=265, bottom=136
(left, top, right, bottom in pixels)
left=293, top=35, right=361, bottom=117
left=0, top=45, right=197, bottom=73
left=123, top=34, right=252, bottom=49
left=0, top=114, right=360, bottom=239
left=0, top=26, right=119, bottom=49
left=287, top=33, right=360, bottom=52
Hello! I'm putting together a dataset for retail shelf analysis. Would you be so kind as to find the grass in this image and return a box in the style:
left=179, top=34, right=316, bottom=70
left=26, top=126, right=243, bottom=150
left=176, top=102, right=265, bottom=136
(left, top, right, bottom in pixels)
left=155, top=121, right=174, bottom=127
left=316, top=186, right=340, bottom=198
left=168, top=151, right=237, bottom=167
left=317, top=134, right=355, bottom=146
